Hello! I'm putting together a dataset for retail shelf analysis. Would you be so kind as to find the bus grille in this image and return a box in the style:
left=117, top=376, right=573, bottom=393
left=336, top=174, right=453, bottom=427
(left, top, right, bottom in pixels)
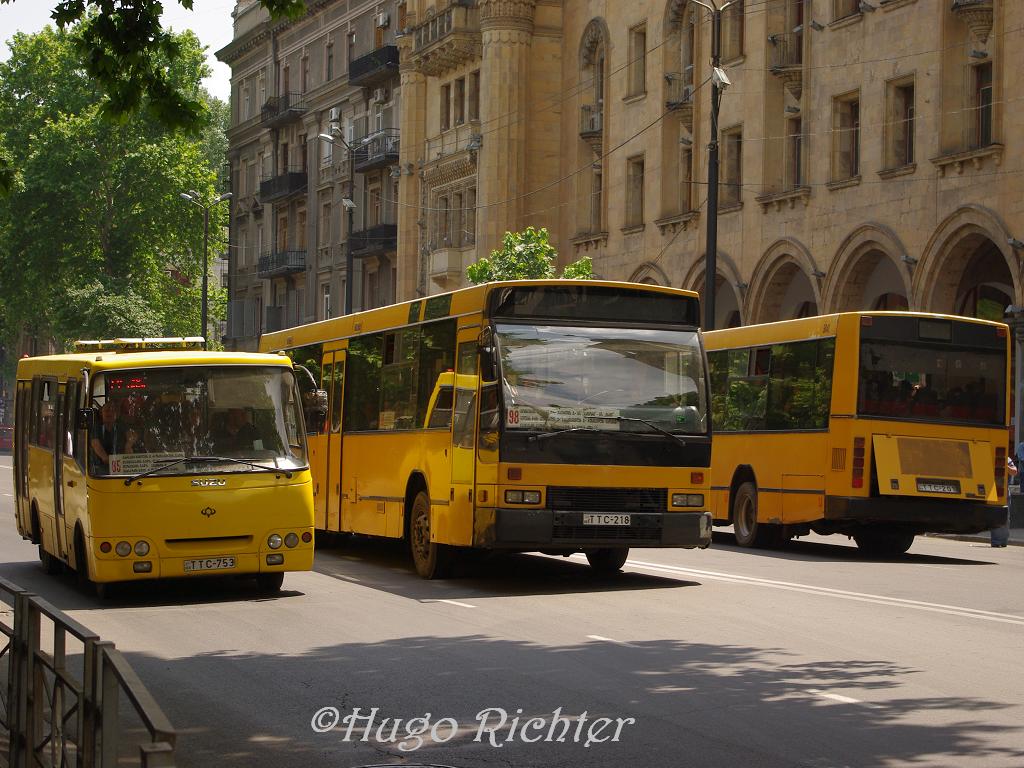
left=552, top=524, right=662, bottom=543
left=832, top=448, right=846, bottom=471
left=547, top=487, right=667, bottom=513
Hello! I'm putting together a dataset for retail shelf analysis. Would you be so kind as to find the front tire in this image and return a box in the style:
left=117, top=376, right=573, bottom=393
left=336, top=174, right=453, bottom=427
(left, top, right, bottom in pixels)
left=585, top=547, right=629, bottom=574
left=732, top=481, right=781, bottom=548
left=409, top=490, right=451, bottom=579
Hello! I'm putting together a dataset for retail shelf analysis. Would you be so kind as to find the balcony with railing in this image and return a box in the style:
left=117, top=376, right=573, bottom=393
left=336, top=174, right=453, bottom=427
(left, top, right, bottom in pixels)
left=579, top=103, right=604, bottom=151
left=665, top=73, right=695, bottom=126
left=768, top=32, right=803, bottom=98
left=349, top=45, right=400, bottom=87
left=259, top=166, right=308, bottom=203
left=425, top=120, right=481, bottom=161
left=257, top=249, right=307, bottom=279
left=352, top=130, right=401, bottom=173
left=411, top=1, right=481, bottom=77
left=350, top=210, right=398, bottom=259
left=261, top=92, right=307, bottom=127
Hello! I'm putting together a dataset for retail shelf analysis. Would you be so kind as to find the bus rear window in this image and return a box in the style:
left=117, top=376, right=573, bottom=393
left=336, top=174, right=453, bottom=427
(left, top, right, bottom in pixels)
left=858, top=341, right=1005, bottom=425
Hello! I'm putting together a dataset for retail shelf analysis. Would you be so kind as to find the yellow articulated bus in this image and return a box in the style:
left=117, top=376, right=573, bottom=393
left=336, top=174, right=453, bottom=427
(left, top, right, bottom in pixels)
left=705, top=312, right=1010, bottom=555
left=260, top=280, right=713, bottom=578
left=13, top=338, right=316, bottom=596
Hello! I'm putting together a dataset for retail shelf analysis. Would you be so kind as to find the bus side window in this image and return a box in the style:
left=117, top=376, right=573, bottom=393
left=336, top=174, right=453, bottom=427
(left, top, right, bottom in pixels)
left=428, top=386, right=455, bottom=429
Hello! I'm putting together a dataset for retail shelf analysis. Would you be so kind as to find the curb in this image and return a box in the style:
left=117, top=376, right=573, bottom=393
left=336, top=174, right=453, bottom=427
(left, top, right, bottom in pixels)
left=925, top=533, right=1024, bottom=548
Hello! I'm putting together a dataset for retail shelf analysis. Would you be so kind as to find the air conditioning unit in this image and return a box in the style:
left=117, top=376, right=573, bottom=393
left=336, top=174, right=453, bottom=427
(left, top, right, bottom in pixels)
left=375, top=12, right=390, bottom=28
left=372, top=88, right=387, bottom=103
left=329, top=106, right=341, bottom=123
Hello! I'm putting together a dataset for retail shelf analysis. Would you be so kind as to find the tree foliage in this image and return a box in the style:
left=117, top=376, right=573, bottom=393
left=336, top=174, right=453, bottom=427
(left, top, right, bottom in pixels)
left=466, top=227, right=594, bottom=285
left=0, top=25, right=228, bottom=351
left=0, top=0, right=306, bottom=132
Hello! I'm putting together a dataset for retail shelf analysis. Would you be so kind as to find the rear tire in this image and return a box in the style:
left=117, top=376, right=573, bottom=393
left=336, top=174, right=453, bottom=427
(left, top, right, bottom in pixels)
left=585, top=547, right=629, bottom=574
left=256, top=572, right=285, bottom=593
left=409, top=490, right=451, bottom=579
left=854, top=529, right=914, bottom=557
left=732, top=482, right=782, bottom=548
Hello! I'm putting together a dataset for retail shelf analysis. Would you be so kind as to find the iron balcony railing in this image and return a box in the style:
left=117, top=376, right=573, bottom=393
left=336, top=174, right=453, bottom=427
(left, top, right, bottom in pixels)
left=665, top=73, right=695, bottom=110
left=412, top=1, right=479, bottom=53
left=259, top=168, right=308, bottom=202
left=580, top=104, right=604, bottom=136
left=352, top=130, right=401, bottom=173
left=768, top=32, right=803, bottom=70
left=348, top=45, right=400, bottom=87
left=258, top=250, right=306, bottom=279
left=261, top=92, right=308, bottom=126
left=350, top=222, right=398, bottom=258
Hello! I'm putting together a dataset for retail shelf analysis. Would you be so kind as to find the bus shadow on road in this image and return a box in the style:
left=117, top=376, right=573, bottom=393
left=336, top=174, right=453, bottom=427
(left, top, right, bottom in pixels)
left=710, top=531, right=997, bottom=566
left=313, top=537, right=697, bottom=601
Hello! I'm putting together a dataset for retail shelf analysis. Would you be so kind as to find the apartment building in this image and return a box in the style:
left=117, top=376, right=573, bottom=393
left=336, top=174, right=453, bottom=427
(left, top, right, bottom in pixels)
left=218, top=0, right=406, bottom=350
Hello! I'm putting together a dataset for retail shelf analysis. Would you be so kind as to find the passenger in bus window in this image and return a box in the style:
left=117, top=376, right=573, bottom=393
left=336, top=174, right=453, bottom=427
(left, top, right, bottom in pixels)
left=90, top=400, right=123, bottom=467
left=213, top=408, right=259, bottom=454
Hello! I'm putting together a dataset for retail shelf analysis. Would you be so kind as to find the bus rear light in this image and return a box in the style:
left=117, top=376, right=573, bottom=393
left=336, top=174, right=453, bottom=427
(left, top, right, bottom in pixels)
left=115, top=541, right=131, bottom=557
left=852, top=438, right=866, bottom=489
left=266, top=554, right=284, bottom=566
left=997, top=326, right=1007, bottom=338
left=284, top=533, right=299, bottom=548
left=996, top=447, right=1006, bottom=496
left=133, top=561, right=152, bottom=573
left=301, top=532, right=312, bottom=544
left=134, top=541, right=149, bottom=556
left=267, top=534, right=283, bottom=550
left=691, top=472, right=705, bottom=485
left=99, top=542, right=112, bottom=554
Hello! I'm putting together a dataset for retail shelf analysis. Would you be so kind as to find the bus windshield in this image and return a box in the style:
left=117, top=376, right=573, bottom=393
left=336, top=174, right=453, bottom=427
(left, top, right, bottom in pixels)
left=89, top=366, right=307, bottom=477
left=858, top=340, right=1006, bottom=426
left=497, top=324, right=707, bottom=435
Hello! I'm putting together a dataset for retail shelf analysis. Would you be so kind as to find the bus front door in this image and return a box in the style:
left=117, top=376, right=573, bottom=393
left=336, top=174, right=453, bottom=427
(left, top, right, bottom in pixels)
left=307, top=358, right=332, bottom=530
left=448, top=333, right=479, bottom=547
left=51, top=384, right=69, bottom=562
left=326, top=351, right=345, bottom=532
left=57, top=380, right=86, bottom=564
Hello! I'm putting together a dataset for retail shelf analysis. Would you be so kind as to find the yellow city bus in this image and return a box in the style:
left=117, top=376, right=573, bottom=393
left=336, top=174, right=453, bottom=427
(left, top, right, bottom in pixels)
left=705, top=312, right=1010, bottom=555
left=13, top=338, right=316, bottom=596
left=260, top=280, right=713, bottom=578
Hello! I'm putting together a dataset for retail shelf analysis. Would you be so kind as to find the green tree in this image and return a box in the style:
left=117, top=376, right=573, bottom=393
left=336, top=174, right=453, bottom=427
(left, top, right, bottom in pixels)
left=466, top=227, right=594, bottom=284
left=0, top=25, right=227, bottom=351
left=0, top=0, right=305, bottom=133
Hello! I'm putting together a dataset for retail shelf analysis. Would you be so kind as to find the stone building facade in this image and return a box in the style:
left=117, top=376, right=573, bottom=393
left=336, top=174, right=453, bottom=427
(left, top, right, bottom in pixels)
left=220, top=0, right=1022, bottom=345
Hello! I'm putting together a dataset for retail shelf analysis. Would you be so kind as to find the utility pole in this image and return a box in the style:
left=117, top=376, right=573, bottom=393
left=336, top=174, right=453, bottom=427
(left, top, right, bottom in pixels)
left=691, top=0, right=735, bottom=331
left=181, top=191, right=232, bottom=345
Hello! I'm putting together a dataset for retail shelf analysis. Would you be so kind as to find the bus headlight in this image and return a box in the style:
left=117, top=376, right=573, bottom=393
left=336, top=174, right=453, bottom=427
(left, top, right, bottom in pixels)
left=284, top=533, right=299, bottom=548
left=115, top=541, right=132, bottom=557
left=672, top=493, right=705, bottom=508
left=134, top=541, right=150, bottom=557
left=267, top=534, right=283, bottom=550
left=505, top=490, right=541, bottom=505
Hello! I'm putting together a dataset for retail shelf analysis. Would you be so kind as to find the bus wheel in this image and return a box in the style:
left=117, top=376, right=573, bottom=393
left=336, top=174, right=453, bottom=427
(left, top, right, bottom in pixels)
left=409, top=490, right=450, bottom=579
left=256, top=572, right=285, bottom=593
left=732, top=482, right=780, bottom=548
left=854, top=529, right=914, bottom=557
left=585, top=547, right=629, bottom=574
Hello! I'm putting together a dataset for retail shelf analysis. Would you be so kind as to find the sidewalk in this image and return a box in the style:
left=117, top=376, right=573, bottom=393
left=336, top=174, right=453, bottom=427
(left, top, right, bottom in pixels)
left=928, top=528, right=1024, bottom=547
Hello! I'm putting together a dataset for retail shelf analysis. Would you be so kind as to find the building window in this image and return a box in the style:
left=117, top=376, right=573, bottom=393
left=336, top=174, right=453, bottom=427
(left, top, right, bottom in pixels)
left=590, top=165, right=603, bottom=231
left=347, top=31, right=356, bottom=63
left=723, top=0, right=744, bottom=60
left=239, top=228, right=248, bottom=267
left=282, top=64, right=290, bottom=95
left=438, top=196, right=450, bottom=245
left=885, top=79, right=914, bottom=168
left=786, top=117, right=803, bottom=188
left=625, top=155, right=645, bottom=227
left=398, top=3, right=408, bottom=31
left=833, top=94, right=860, bottom=180
left=321, top=283, right=332, bottom=320
left=469, top=71, right=480, bottom=121
left=255, top=296, right=263, bottom=335
left=298, top=134, right=307, bottom=173
left=973, top=62, right=992, bottom=148
left=320, top=201, right=332, bottom=246
left=301, top=55, right=309, bottom=93
left=454, top=77, right=466, bottom=125
left=440, top=83, right=451, bottom=131
left=680, top=149, right=693, bottom=212
left=258, top=72, right=266, bottom=105
left=325, top=42, right=334, bottom=81
left=243, top=86, right=251, bottom=120
left=627, top=24, right=647, bottom=97
left=834, top=0, right=858, bottom=20
left=280, top=142, right=289, bottom=172
left=466, top=187, right=477, bottom=243
left=278, top=215, right=288, bottom=250
left=722, top=128, right=742, bottom=204
left=297, top=210, right=307, bottom=250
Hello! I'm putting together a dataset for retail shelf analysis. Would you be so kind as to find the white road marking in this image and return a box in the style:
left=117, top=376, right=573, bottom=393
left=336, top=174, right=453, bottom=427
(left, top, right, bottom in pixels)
left=587, top=634, right=637, bottom=647
left=0, top=464, right=11, bottom=470
left=807, top=689, right=881, bottom=708
left=1, top=493, right=11, bottom=497
left=567, top=554, right=1024, bottom=627
left=424, top=599, right=476, bottom=609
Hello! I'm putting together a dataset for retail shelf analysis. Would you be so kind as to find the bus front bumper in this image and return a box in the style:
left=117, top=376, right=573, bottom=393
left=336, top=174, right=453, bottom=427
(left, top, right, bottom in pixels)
left=823, top=496, right=1006, bottom=534
left=481, top=509, right=713, bottom=549
left=91, top=547, right=315, bottom=582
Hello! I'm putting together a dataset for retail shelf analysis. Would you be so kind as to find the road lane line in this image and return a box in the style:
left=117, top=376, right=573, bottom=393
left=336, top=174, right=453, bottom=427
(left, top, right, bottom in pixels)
left=807, top=689, right=881, bottom=708
left=423, top=599, right=477, bottom=609
left=587, top=634, right=637, bottom=647
left=1, top=493, right=11, bottom=498
left=566, top=554, right=1024, bottom=626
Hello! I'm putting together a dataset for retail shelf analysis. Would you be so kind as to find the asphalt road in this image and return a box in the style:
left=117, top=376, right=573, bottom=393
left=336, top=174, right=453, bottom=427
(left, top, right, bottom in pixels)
left=0, top=456, right=1021, bottom=768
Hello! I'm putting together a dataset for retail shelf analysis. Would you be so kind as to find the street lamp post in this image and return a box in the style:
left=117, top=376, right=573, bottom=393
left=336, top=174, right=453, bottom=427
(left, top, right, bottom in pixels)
left=690, top=0, right=736, bottom=331
left=318, top=130, right=361, bottom=315
left=181, top=191, right=232, bottom=345
left=1006, top=305, right=1024, bottom=454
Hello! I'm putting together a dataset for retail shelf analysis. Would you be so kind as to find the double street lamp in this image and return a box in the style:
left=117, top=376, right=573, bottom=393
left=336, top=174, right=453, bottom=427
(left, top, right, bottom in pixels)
left=181, top=190, right=232, bottom=345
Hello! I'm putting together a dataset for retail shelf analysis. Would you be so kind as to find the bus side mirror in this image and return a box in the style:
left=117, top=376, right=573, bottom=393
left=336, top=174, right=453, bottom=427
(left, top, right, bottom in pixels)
left=76, top=408, right=94, bottom=431
left=303, top=389, right=328, bottom=430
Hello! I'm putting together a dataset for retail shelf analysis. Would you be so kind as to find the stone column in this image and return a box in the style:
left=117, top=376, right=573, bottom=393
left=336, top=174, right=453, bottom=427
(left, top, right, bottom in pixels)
left=476, top=0, right=536, bottom=259
left=397, top=35, right=427, bottom=302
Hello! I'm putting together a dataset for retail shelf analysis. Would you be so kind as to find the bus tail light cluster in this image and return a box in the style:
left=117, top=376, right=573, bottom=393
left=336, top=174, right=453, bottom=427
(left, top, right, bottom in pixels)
left=852, top=438, right=866, bottom=489
left=106, top=540, right=149, bottom=557
left=995, top=446, right=1006, bottom=497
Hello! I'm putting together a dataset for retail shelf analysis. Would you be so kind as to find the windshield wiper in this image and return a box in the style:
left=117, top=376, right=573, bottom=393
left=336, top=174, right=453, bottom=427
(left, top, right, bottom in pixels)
left=527, top=418, right=687, bottom=447
left=124, top=456, right=292, bottom=486
left=528, top=427, right=604, bottom=444
left=616, top=417, right=688, bottom=446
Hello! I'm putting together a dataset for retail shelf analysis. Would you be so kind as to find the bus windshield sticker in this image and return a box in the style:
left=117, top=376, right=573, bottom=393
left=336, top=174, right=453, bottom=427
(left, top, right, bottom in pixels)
left=109, top=452, right=185, bottom=476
